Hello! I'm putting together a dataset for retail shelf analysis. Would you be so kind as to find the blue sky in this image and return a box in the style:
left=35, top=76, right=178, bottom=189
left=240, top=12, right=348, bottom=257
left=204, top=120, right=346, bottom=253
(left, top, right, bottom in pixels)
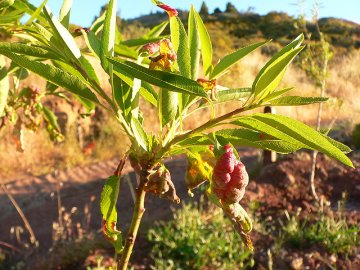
left=31, top=0, right=360, bottom=26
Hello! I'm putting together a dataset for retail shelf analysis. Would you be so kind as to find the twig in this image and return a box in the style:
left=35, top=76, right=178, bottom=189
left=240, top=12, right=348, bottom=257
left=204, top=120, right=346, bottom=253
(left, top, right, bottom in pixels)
left=0, top=240, right=22, bottom=253
left=118, top=170, right=148, bottom=269
left=1, top=184, right=37, bottom=246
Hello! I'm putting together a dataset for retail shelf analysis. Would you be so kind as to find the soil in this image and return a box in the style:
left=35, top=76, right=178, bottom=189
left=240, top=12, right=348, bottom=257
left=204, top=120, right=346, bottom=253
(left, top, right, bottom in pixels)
left=0, top=148, right=359, bottom=269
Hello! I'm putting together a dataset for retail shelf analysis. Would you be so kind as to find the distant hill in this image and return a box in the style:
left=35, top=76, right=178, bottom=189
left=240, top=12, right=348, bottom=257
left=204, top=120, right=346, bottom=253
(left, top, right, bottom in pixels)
left=123, top=8, right=360, bottom=50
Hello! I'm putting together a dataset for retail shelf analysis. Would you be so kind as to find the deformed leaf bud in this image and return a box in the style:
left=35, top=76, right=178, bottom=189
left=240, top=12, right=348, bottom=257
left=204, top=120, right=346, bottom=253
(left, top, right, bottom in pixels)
left=212, top=145, right=249, bottom=204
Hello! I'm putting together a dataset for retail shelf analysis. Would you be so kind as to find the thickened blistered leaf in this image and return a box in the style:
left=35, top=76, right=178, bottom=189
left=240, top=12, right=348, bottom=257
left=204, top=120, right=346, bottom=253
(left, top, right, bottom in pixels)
left=145, top=166, right=180, bottom=203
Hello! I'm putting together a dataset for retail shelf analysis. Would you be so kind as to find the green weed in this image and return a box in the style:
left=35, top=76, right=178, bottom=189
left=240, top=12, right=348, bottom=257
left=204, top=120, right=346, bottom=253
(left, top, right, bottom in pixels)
left=147, top=202, right=254, bottom=270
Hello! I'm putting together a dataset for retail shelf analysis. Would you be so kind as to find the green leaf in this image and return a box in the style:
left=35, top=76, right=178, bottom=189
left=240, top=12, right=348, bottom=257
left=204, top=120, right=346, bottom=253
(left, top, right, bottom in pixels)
left=253, top=34, right=303, bottom=86
left=100, top=0, right=117, bottom=72
left=79, top=55, right=101, bottom=85
left=113, top=75, right=131, bottom=117
left=170, top=16, right=191, bottom=79
left=192, top=7, right=212, bottom=75
left=140, top=82, right=158, bottom=107
left=121, top=36, right=165, bottom=47
left=210, top=41, right=268, bottom=80
left=188, top=6, right=200, bottom=80
left=0, top=42, right=60, bottom=60
left=234, top=113, right=353, bottom=167
left=159, top=89, right=178, bottom=127
left=146, top=21, right=168, bottom=38
left=100, top=175, right=123, bottom=253
left=109, top=59, right=207, bottom=98
left=25, top=0, right=47, bottom=25
left=252, top=34, right=304, bottom=100
left=42, top=105, right=60, bottom=131
left=52, top=60, right=96, bottom=112
left=43, top=6, right=81, bottom=60
left=59, top=0, right=73, bottom=29
left=0, top=0, right=15, bottom=9
left=198, top=88, right=251, bottom=109
left=253, top=46, right=304, bottom=100
left=131, top=117, right=148, bottom=150
left=90, top=10, right=105, bottom=34
left=82, top=30, right=101, bottom=58
left=216, top=129, right=302, bottom=154
left=0, top=56, right=9, bottom=117
left=114, top=44, right=138, bottom=60
left=0, top=50, right=99, bottom=105
left=323, top=135, right=352, bottom=154
left=268, top=96, right=328, bottom=106
left=215, top=88, right=252, bottom=104
left=12, top=0, right=47, bottom=24
left=261, top=87, right=294, bottom=103
left=0, top=9, right=24, bottom=23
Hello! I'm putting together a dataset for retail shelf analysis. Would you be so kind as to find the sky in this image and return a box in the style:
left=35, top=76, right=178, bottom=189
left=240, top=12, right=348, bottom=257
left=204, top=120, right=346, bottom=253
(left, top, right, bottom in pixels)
left=30, top=0, right=360, bottom=26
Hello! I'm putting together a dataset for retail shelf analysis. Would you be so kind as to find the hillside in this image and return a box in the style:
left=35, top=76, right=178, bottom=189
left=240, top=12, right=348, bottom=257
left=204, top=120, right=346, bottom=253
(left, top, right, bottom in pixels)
left=123, top=7, right=360, bottom=50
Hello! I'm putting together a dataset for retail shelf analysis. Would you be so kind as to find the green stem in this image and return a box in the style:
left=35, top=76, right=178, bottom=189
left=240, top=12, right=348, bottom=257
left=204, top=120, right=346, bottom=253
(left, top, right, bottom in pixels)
left=158, top=105, right=255, bottom=158
left=118, top=173, right=147, bottom=270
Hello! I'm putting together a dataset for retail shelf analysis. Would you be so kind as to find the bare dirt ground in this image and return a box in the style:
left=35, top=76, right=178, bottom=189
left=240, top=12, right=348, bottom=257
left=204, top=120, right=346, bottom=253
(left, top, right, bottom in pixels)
left=0, top=148, right=359, bottom=269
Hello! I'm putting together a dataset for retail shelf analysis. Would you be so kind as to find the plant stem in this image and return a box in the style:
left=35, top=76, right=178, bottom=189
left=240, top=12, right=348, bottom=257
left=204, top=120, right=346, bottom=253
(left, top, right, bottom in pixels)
left=1, top=184, right=37, bottom=246
left=309, top=25, right=329, bottom=202
left=159, top=105, right=255, bottom=158
left=118, top=173, right=147, bottom=269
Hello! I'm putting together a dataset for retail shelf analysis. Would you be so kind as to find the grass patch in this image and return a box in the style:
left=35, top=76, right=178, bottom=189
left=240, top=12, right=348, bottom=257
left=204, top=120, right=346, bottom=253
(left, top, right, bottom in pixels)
left=277, top=204, right=359, bottom=255
left=147, top=201, right=254, bottom=270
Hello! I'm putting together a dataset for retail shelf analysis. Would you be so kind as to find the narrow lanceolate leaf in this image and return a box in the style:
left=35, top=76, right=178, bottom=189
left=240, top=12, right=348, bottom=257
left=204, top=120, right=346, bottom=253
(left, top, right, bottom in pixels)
left=25, top=0, right=47, bottom=25
left=100, top=0, right=117, bottom=71
left=42, top=106, right=60, bottom=131
left=261, top=87, right=294, bottom=103
left=140, top=82, right=158, bottom=107
left=59, top=0, right=73, bottom=28
left=252, top=34, right=304, bottom=100
left=268, top=96, right=328, bottom=106
left=131, top=117, right=148, bottom=150
left=43, top=6, right=81, bottom=60
left=0, top=51, right=99, bottom=104
left=323, top=135, right=352, bottom=154
left=100, top=175, right=123, bottom=253
left=253, top=46, right=304, bottom=100
left=0, top=56, right=9, bottom=117
left=79, top=55, right=100, bottom=85
left=159, top=89, right=178, bottom=127
left=170, top=16, right=191, bottom=78
left=146, top=21, right=168, bottom=38
left=12, top=0, right=47, bottom=25
left=121, top=36, right=165, bottom=47
left=215, top=88, right=252, bottom=104
left=210, top=41, right=268, bottom=80
left=215, top=128, right=302, bottom=154
left=82, top=30, right=101, bottom=58
left=0, top=42, right=60, bottom=60
left=188, top=6, right=200, bottom=80
left=192, top=7, right=212, bottom=75
left=114, top=44, right=138, bottom=60
left=113, top=75, right=132, bottom=117
left=233, top=113, right=353, bottom=167
left=253, top=34, right=304, bottom=88
left=109, top=59, right=207, bottom=98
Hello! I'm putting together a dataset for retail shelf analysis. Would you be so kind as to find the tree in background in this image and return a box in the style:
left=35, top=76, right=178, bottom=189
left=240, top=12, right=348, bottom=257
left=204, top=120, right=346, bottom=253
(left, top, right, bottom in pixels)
left=225, top=2, right=238, bottom=14
left=199, top=1, right=209, bottom=17
left=213, top=7, right=222, bottom=14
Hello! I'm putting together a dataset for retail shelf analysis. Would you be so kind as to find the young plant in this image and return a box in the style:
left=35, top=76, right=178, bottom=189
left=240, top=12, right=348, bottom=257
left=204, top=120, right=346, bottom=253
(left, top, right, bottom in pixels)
left=0, top=0, right=354, bottom=269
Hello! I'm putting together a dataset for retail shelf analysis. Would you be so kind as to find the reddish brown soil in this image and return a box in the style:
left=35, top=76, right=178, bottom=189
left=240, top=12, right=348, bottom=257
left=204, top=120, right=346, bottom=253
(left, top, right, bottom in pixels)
left=0, top=148, right=359, bottom=269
